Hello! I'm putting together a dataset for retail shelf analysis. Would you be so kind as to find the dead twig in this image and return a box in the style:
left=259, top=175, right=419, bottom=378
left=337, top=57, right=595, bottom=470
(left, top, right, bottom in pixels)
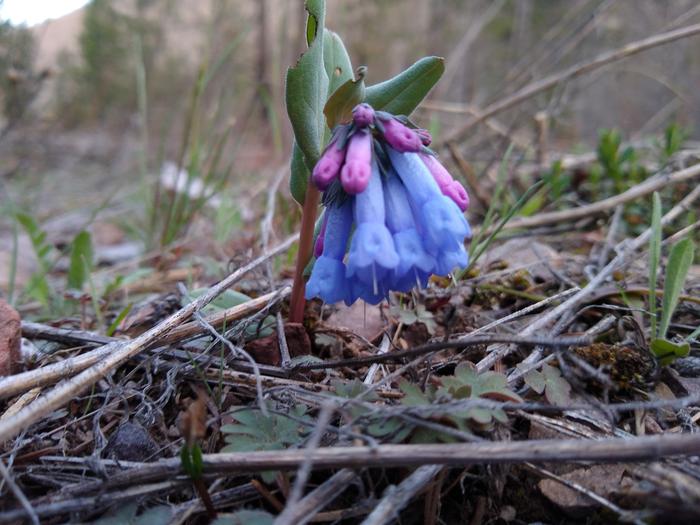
left=2, top=287, right=290, bottom=401
left=274, top=468, right=358, bottom=525
left=441, top=23, right=700, bottom=145
left=0, top=459, right=39, bottom=525
left=497, top=162, right=700, bottom=233
left=293, top=335, right=592, bottom=371
left=362, top=464, right=443, bottom=525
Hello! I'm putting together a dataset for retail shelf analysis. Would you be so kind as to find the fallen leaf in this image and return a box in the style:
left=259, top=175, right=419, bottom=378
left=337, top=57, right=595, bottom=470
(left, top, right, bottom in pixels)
left=539, top=464, right=628, bottom=516
left=326, top=301, right=385, bottom=341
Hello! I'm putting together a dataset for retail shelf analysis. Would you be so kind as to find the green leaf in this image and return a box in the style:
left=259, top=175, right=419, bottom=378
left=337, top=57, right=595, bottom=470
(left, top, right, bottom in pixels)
left=541, top=364, right=572, bottom=406
left=185, top=287, right=252, bottom=313
left=68, top=230, right=94, bottom=290
left=106, top=303, right=132, bottom=336
left=649, top=192, right=662, bottom=338
left=521, top=367, right=545, bottom=394
left=180, top=445, right=193, bottom=476
left=290, top=141, right=310, bottom=205
left=285, top=0, right=329, bottom=170
left=323, top=66, right=366, bottom=128
left=659, top=237, right=695, bottom=339
left=364, top=56, right=444, bottom=116
left=323, top=29, right=353, bottom=96
left=651, top=338, right=691, bottom=366
left=191, top=443, right=203, bottom=477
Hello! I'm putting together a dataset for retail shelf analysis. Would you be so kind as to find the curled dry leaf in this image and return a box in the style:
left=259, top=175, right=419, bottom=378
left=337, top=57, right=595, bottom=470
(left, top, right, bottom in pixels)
left=179, top=395, right=208, bottom=446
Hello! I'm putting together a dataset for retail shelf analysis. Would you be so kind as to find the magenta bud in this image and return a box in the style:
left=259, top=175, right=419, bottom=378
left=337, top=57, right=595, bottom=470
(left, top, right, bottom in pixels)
left=381, top=118, right=422, bottom=152
left=340, top=130, right=372, bottom=194
left=352, top=103, right=375, bottom=128
left=416, top=128, right=432, bottom=146
left=443, top=180, right=470, bottom=212
left=341, top=161, right=371, bottom=194
left=312, top=141, right=346, bottom=190
left=420, top=153, right=453, bottom=191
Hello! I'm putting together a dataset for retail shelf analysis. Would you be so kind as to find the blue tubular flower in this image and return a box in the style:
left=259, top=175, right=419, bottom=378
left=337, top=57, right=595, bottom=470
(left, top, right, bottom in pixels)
left=305, top=199, right=353, bottom=304
left=304, top=102, right=472, bottom=305
left=383, top=171, right=435, bottom=284
left=386, top=148, right=470, bottom=252
left=346, top=159, right=399, bottom=287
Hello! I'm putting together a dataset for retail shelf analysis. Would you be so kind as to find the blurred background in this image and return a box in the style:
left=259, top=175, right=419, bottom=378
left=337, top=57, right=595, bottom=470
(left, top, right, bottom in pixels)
left=1, top=0, right=699, bottom=310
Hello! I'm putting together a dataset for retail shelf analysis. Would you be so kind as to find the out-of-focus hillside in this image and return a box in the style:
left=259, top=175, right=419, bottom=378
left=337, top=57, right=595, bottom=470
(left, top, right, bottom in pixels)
left=13, top=0, right=700, bottom=148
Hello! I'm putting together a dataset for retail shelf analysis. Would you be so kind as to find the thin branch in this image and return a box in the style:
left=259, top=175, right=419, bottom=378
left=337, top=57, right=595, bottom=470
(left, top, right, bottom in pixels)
left=441, top=23, right=700, bottom=145
left=498, top=162, right=700, bottom=233
left=292, top=335, right=592, bottom=371
left=0, top=459, right=39, bottom=525
left=2, top=287, right=290, bottom=400
left=362, top=465, right=442, bottom=525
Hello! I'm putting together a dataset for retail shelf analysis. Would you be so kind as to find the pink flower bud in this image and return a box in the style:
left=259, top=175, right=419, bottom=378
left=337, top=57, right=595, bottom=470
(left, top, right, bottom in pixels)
left=352, top=103, right=375, bottom=128
left=420, top=153, right=469, bottom=211
left=312, top=141, right=346, bottom=191
left=380, top=118, right=422, bottom=152
left=340, top=129, right=372, bottom=194
left=420, top=153, right=453, bottom=191
left=416, top=128, right=432, bottom=146
left=443, top=180, right=470, bottom=212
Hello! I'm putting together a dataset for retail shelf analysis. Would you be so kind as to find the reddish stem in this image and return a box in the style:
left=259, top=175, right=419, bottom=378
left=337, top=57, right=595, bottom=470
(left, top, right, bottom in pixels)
left=289, top=184, right=320, bottom=323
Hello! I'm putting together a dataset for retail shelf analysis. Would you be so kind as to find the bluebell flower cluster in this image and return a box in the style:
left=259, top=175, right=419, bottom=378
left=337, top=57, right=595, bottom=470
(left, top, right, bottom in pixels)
left=306, top=103, right=471, bottom=305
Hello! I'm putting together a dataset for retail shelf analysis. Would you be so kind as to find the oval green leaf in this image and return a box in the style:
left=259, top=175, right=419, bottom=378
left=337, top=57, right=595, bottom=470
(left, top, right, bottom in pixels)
left=364, top=56, right=444, bottom=116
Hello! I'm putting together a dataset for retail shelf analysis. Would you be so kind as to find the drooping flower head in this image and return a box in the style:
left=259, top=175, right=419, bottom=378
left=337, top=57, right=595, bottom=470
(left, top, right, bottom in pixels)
left=306, top=103, right=471, bottom=305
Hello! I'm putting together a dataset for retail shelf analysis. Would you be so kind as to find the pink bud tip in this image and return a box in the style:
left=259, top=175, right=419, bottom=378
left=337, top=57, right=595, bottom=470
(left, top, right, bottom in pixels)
left=381, top=118, right=422, bottom=153
left=352, top=103, right=375, bottom=128
left=340, top=129, right=372, bottom=194
left=341, top=160, right=371, bottom=194
left=420, top=153, right=453, bottom=190
left=312, top=142, right=346, bottom=191
left=416, top=128, right=432, bottom=146
left=444, top=180, right=470, bottom=212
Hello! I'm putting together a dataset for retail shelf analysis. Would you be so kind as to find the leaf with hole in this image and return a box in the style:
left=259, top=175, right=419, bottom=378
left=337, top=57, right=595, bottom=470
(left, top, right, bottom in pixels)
left=324, top=66, right=366, bottom=128
left=285, top=0, right=329, bottom=171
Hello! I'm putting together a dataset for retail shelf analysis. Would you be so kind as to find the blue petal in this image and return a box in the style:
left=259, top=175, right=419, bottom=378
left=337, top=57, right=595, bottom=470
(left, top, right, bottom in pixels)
left=354, top=158, right=386, bottom=224
left=386, top=149, right=442, bottom=206
left=345, top=275, right=388, bottom=305
left=305, top=256, right=348, bottom=304
left=434, top=245, right=470, bottom=276
left=346, top=223, right=399, bottom=283
left=383, top=171, right=415, bottom=233
left=419, top=195, right=471, bottom=252
left=390, top=268, right=431, bottom=293
left=392, top=228, right=435, bottom=277
left=321, top=199, right=353, bottom=259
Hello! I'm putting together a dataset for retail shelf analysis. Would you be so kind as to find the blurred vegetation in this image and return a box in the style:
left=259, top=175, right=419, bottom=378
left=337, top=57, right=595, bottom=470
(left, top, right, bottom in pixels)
left=54, top=0, right=163, bottom=125
left=0, top=19, right=36, bottom=125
